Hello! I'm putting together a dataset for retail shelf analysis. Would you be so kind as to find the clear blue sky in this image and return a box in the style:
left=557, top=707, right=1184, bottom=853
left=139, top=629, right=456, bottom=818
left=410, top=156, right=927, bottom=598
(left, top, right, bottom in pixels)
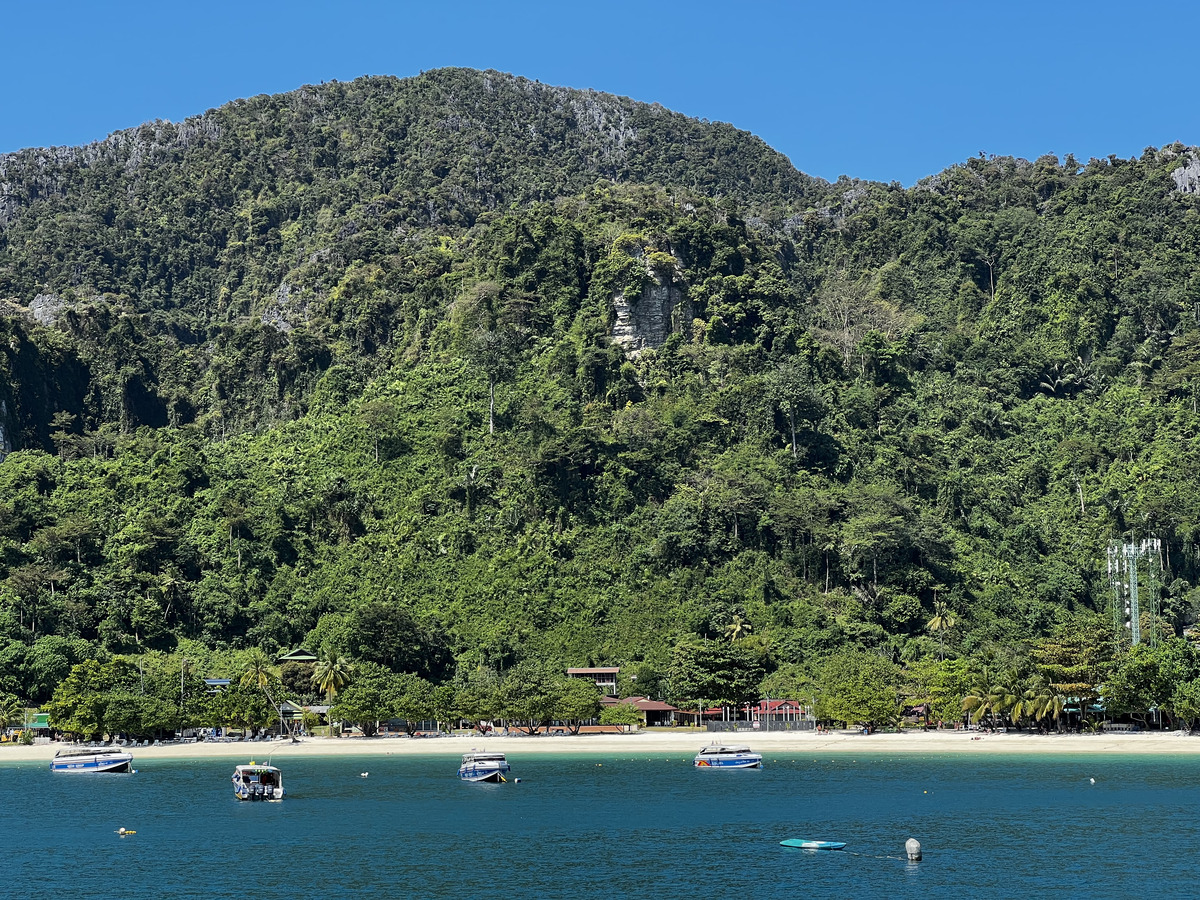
left=1, top=1, right=1196, bottom=185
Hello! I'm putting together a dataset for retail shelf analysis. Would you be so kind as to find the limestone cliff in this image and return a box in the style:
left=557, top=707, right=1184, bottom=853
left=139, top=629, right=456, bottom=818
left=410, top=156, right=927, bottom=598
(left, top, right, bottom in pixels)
left=0, top=398, right=10, bottom=460
left=611, top=251, right=691, bottom=356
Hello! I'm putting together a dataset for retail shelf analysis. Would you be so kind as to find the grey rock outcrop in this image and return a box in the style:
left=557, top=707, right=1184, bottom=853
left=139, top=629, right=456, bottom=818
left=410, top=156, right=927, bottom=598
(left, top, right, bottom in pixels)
left=1172, top=154, right=1200, bottom=194
left=29, top=293, right=66, bottom=326
left=262, top=282, right=302, bottom=333
left=611, top=254, right=691, bottom=356
left=0, top=399, right=10, bottom=461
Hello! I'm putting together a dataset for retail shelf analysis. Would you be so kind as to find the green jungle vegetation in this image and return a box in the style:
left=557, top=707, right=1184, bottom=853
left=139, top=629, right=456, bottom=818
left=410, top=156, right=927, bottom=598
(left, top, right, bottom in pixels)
left=3, top=68, right=1200, bottom=735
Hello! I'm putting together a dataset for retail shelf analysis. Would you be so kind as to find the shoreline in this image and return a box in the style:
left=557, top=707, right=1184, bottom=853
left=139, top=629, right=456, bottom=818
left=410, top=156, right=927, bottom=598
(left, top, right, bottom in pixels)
left=6, top=729, right=1200, bottom=762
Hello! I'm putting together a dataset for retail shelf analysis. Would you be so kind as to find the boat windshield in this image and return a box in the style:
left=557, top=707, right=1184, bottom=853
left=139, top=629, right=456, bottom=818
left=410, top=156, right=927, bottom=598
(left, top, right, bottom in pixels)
left=236, top=768, right=280, bottom=787
left=54, top=748, right=125, bottom=759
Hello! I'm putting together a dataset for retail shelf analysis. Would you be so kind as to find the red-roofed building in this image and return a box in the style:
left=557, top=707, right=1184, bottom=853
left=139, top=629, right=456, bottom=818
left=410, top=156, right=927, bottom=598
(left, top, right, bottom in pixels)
left=600, top=695, right=680, bottom=726
left=751, top=699, right=807, bottom=721
left=675, top=699, right=813, bottom=728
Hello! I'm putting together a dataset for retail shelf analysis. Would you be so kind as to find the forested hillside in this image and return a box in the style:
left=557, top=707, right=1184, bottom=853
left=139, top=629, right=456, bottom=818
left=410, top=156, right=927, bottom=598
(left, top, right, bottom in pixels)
left=3, top=68, right=1200, bottom=726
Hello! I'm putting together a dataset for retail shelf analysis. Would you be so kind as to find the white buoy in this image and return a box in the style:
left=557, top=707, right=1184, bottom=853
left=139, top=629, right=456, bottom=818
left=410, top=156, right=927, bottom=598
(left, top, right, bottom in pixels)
left=1090, top=777, right=1095, bottom=784
left=906, top=838, right=922, bottom=861
left=360, top=772, right=369, bottom=778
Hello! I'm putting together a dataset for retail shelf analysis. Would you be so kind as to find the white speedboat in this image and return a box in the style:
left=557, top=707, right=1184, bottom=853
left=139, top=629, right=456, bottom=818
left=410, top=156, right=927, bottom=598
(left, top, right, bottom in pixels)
left=50, top=748, right=135, bottom=773
left=232, top=762, right=284, bottom=800
left=458, top=751, right=511, bottom=783
left=693, top=744, right=763, bottom=768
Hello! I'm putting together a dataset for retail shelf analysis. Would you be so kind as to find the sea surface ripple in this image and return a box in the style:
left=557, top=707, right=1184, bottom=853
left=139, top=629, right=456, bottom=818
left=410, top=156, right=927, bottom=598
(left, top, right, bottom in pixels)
left=2, top=751, right=1195, bottom=898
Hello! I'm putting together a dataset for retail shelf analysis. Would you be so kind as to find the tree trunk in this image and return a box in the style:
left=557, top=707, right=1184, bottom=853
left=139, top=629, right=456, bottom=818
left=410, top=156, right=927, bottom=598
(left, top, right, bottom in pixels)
left=488, top=380, right=496, bottom=435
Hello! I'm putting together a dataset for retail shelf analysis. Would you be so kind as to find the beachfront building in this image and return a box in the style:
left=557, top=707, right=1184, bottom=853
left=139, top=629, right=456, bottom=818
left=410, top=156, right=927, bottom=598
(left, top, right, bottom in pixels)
left=566, top=667, right=620, bottom=696
left=599, top=695, right=680, bottom=726
left=676, top=699, right=815, bottom=730
left=749, top=699, right=809, bottom=723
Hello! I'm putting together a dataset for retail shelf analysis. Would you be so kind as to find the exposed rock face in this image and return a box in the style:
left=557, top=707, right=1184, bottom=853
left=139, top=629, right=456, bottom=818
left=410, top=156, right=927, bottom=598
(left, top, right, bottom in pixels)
left=611, top=258, right=691, bottom=356
left=29, top=293, right=66, bottom=326
left=1172, top=154, right=1200, bottom=194
left=0, top=399, right=9, bottom=460
left=262, top=282, right=301, bottom=333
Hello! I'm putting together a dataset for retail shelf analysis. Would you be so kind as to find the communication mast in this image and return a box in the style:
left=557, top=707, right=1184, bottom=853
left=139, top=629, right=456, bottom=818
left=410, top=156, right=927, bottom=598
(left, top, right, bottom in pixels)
left=1106, top=538, right=1163, bottom=646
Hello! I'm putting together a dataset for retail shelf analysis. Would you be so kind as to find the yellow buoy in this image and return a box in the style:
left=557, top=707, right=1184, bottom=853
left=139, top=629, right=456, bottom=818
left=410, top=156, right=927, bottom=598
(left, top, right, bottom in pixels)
left=117, top=828, right=136, bottom=836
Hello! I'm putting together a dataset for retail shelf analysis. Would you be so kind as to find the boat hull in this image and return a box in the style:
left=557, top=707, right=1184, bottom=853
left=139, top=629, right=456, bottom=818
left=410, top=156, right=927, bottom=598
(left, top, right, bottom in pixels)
left=233, top=786, right=284, bottom=801
left=50, top=752, right=134, bottom=773
left=458, top=763, right=511, bottom=783
left=694, top=756, right=763, bottom=768
left=780, top=840, right=847, bottom=850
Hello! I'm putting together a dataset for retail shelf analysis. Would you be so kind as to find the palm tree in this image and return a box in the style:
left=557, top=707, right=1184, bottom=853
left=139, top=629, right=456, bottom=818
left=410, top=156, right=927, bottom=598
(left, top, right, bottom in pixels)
left=1024, top=676, right=1066, bottom=731
left=239, top=648, right=275, bottom=691
left=961, top=668, right=1017, bottom=728
left=724, top=616, right=753, bottom=643
left=314, top=654, right=353, bottom=735
left=926, top=602, right=956, bottom=659
left=314, top=654, right=353, bottom=701
left=961, top=672, right=992, bottom=724
left=1009, top=684, right=1042, bottom=729
left=0, top=694, right=22, bottom=732
left=989, top=677, right=1018, bottom=726
left=239, top=648, right=279, bottom=736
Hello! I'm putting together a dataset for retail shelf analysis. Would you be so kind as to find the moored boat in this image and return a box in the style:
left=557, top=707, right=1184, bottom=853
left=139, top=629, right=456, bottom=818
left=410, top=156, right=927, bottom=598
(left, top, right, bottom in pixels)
left=458, top=751, right=511, bottom=783
left=232, top=762, right=284, bottom=800
left=50, top=748, right=135, bottom=773
left=780, top=839, right=847, bottom=850
left=693, top=744, right=763, bottom=768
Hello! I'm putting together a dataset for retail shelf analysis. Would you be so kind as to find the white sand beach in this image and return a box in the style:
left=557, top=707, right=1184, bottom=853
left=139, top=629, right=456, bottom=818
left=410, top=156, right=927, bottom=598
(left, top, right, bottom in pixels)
left=5, top=728, right=1200, bottom=763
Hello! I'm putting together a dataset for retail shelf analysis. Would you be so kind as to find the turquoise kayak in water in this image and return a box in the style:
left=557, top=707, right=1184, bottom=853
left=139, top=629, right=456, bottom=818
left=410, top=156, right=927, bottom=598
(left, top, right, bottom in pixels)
left=780, top=839, right=847, bottom=850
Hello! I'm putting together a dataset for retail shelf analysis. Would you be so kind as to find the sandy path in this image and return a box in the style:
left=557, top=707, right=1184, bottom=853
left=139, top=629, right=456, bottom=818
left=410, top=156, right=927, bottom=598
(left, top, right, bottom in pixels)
left=4, top=729, right=1200, bottom=763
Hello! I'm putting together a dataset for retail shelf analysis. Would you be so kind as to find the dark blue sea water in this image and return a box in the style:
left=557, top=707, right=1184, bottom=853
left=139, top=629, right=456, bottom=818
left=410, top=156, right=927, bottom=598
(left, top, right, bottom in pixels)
left=2, top=750, right=1197, bottom=898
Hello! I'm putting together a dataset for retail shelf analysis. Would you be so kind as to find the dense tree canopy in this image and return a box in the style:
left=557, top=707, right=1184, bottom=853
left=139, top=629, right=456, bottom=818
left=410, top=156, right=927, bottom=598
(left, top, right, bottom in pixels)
left=3, top=70, right=1200, bottom=729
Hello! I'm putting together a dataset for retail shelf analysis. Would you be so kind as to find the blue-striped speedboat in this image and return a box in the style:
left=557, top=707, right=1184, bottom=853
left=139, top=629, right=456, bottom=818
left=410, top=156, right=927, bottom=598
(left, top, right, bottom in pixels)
left=50, top=748, right=135, bottom=773
left=693, top=744, right=763, bottom=768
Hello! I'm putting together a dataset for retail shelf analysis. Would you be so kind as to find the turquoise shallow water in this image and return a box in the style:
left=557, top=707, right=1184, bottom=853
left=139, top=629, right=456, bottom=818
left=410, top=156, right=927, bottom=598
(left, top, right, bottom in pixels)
left=3, top=751, right=1198, bottom=898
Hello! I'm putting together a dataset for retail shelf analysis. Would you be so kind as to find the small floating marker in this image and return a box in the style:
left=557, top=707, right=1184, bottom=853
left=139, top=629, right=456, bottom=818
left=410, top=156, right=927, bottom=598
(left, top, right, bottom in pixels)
left=1090, top=777, right=1095, bottom=785
left=906, top=838, right=922, bottom=862
left=116, top=828, right=136, bottom=836
left=513, top=777, right=522, bottom=783
left=360, top=772, right=369, bottom=777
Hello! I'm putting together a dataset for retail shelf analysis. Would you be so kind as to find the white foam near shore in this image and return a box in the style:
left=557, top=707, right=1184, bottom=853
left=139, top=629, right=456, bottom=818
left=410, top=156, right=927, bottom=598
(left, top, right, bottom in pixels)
left=5, top=729, right=1200, bottom=762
